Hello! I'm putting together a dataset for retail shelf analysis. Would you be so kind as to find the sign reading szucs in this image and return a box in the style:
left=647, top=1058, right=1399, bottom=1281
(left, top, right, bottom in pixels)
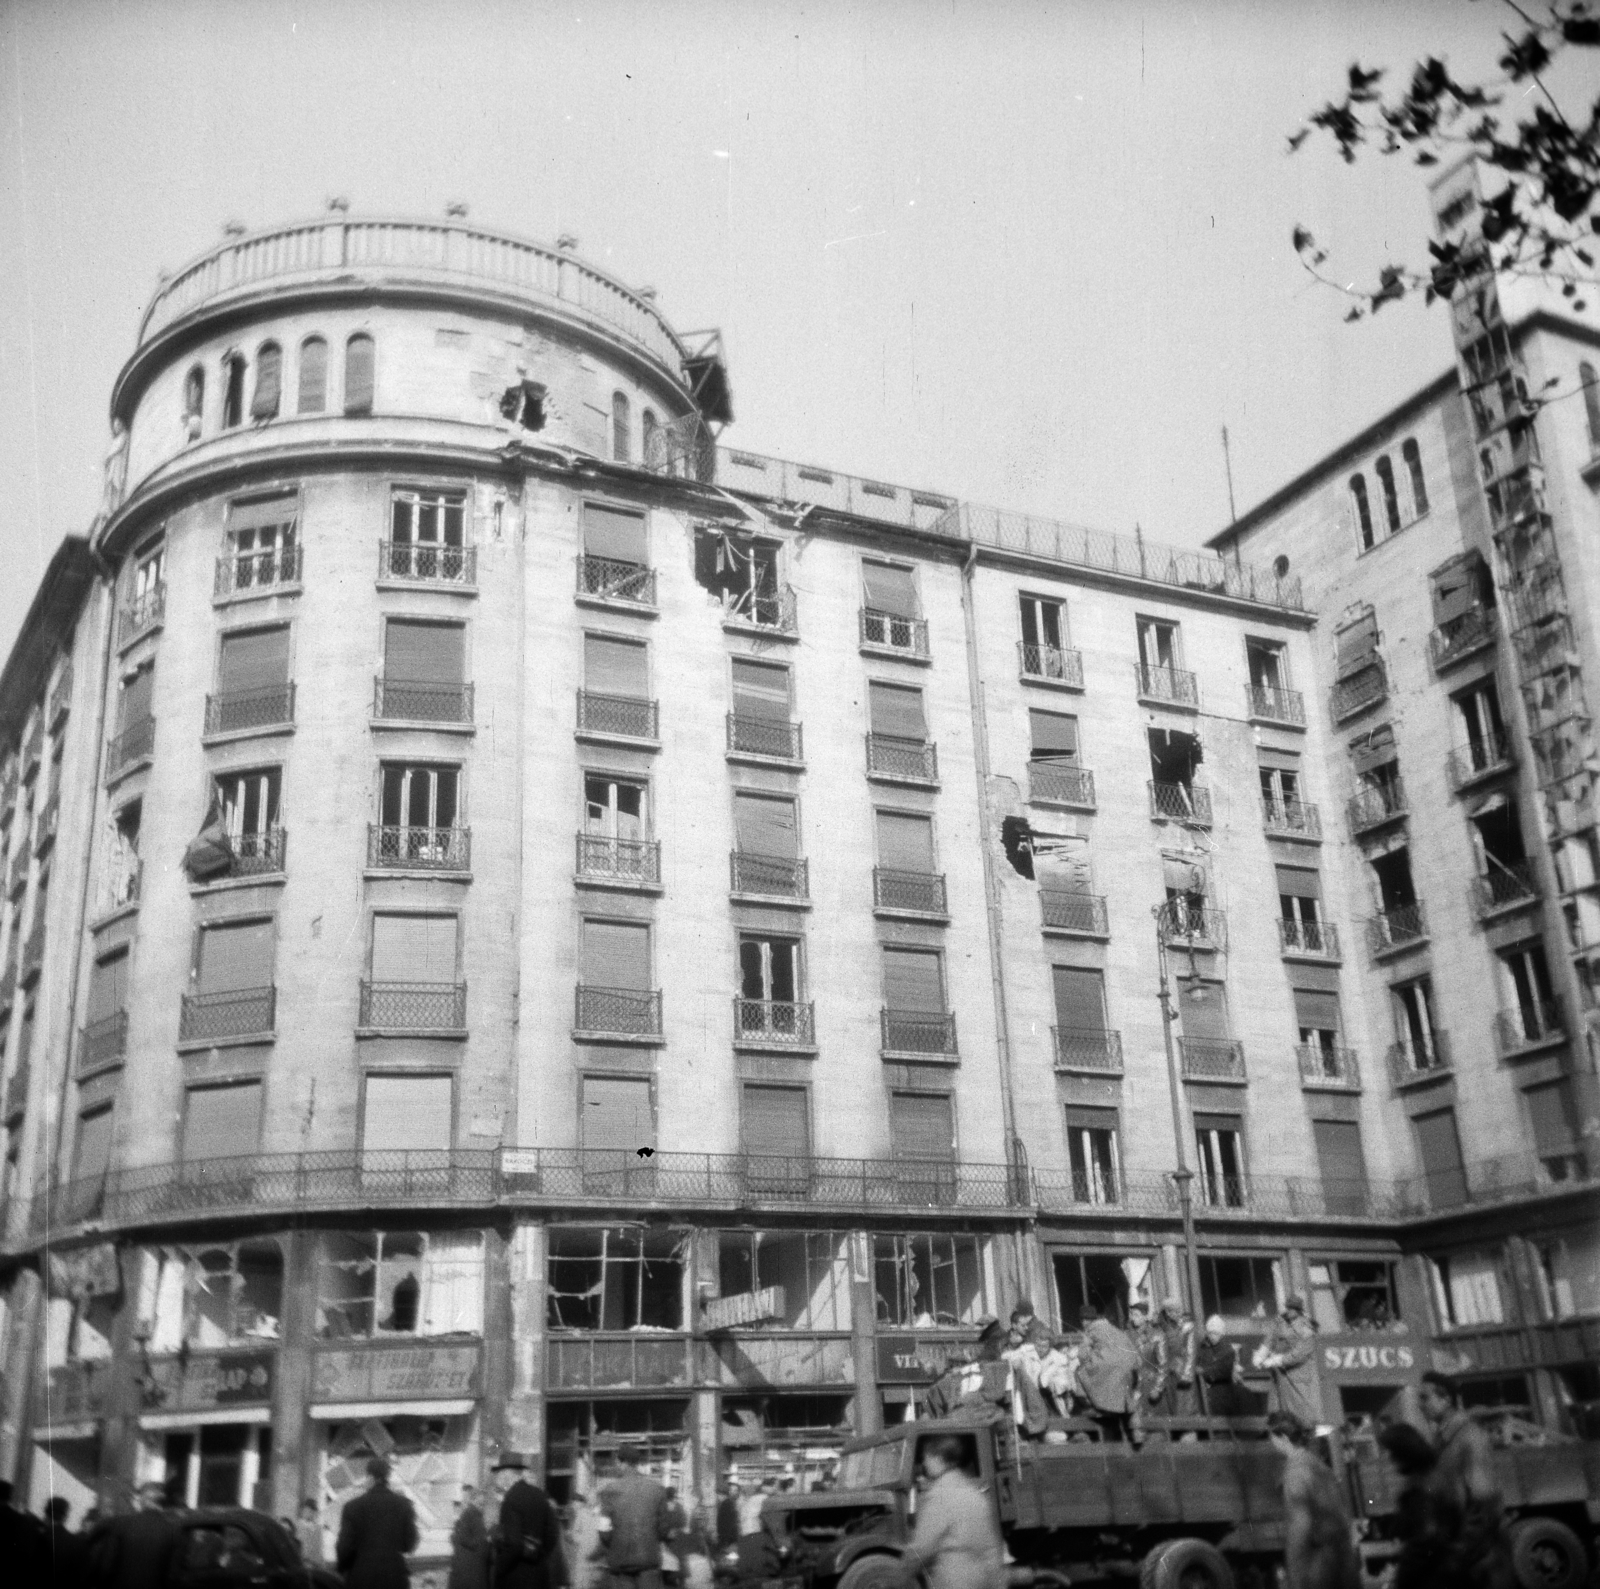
left=1319, top=1338, right=1417, bottom=1382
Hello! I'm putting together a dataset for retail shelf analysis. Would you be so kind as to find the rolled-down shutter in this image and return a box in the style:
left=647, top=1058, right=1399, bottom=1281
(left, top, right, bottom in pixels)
left=363, top=1074, right=452, bottom=1153
left=582, top=1076, right=653, bottom=1153
left=743, top=1085, right=809, bottom=1158
left=386, top=621, right=464, bottom=684
left=250, top=346, right=282, bottom=420
left=1414, top=1108, right=1466, bottom=1197
left=1312, top=1120, right=1367, bottom=1187
left=1052, top=967, right=1106, bottom=1032
left=582, top=920, right=651, bottom=989
left=584, top=635, right=648, bottom=697
left=732, top=659, right=790, bottom=720
left=74, top=1106, right=115, bottom=1182
left=297, top=338, right=328, bottom=414
left=1350, top=725, right=1397, bottom=775
left=883, top=948, right=943, bottom=1011
left=198, top=920, right=275, bottom=994
left=1293, top=989, right=1341, bottom=1034
left=219, top=627, right=290, bottom=694
left=1431, top=557, right=1481, bottom=625
left=1335, top=610, right=1379, bottom=676
left=868, top=682, right=926, bottom=739
left=228, top=495, right=298, bottom=536
left=889, top=1092, right=954, bottom=1160
left=344, top=335, right=375, bottom=415
left=1029, top=711, right=1078, bottom=761
left=584, top=505, right=647, bottom=563
left=1275, top=866, right=1321, bottom=899
left=1524, top=1080, right=1579, bottom=1154
left=182, top=1081, right=263, bottom=1163
left=87, top=951, right=130, bottom=1022
left=733, top=794, right=797, bottom=857
left=371, top=914, right=457, bottom=983
left=863, top=563, right=918, bottom=618
left=1178, top=987, right=1230, bottom=1042
left=120, top=666, right=154, bottom=727
left=876, top=812, right=934, bottom=872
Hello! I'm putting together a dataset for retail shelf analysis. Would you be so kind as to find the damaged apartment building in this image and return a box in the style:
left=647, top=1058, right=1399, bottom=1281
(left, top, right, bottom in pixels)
left=0, top=190, right=1595, bottom=1576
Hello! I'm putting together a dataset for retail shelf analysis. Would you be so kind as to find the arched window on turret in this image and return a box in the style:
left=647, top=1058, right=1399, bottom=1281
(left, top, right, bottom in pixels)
left=251, top=342, right=282, bottom=422
left=1374, top=454, right=1401, bottom=534
left=1349, top=474, right=1374, bottom=551
left=641, top=409, right=658, bottom=468
left=183, top=367, right=205, bottom=441
left=298, top=336, right=328, bottom=414
left=222, top=353, right=247, bottom=430
left=612, top=391, right=631, bottom=462
left=344, top=333, right=375, bottom=416
left=1401, top=438, right=1428, bottom=517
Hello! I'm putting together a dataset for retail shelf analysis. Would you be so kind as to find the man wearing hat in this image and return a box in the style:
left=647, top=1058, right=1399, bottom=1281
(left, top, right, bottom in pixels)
left=336, top=1458, right=419, bottom=1589
left=491, top=1452, right=562, bottom=1589
left=1256, top=1294, right=1321, bottom=1423
left=598, top=1446, right=671, bottom=1589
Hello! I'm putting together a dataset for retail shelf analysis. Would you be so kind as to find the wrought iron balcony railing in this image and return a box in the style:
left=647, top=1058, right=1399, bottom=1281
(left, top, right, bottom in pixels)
left=575, top=984, right=663, bottom=1037
left=860, top=608, right=929, bottom=657
left=106, top=716, right=156, bottom=777
left=221, top=826, right=287, bottom=878
left=881, top=1008, right=958, bottom=1057
left=1028, top=762, right=1095, bottom=808
left=1135, top=663, right=1198, bottom=706
left=1278, top=918, right=1340, bottom=958
left=0, top=763, right=15, bottom=816
left=178, top=986, right=276, bottom=1043
left=576, top=689, right=658, bottom=741
left=359, top=980, right=467, bottom=1031
left=1018, top=643, right=1084, bottom=687
left=1447, top=730, right=1515, bottom=790
left=576, top=833, right=659, bottom=885
left=1246, top=684, right=1305, bottom=724
left=1159, top=905, right=1226, bottom=948
left=7, top=847, right=29, bottom=899
left=874, top=867, right=948, bottom=916
left=1296, top=1043, right=1360, bottom=1091
left=730, top=851, right=808, bottom=900
left=1494, top=1001, right=1565, bottom=1054
left=724, top=583, right=798, bottom=634
left=1347, top=780, right=1408, bottom=835
left=1179, top=1038, right=1246, bottom=1082
left=1195, top=1172, right=1251, bottom=1210
left=1149, top=782, right=1212, bottom=825
left=1429, top=605, right=1496, bottom=670
left=204, top=683, right=295, bottom=736
left=1052, top=1026, right=1123, bottom=1074
left=576, top=555, right=656, bottom=606
left=1387, top=1032, right=1452, bottom=1088
left=34, top=792, right=59, bottom=855
left=1330, top=661, right=1388, bottom=722
left=47, top=664, right=73, bottom=728
left=1368, top=903, right=1428, bottom=956
left=380, top=540, right=476, bottom=584
left=119, top=583, right=166, bottom=646
left=374, top=677, right=475, bottom=724
left=866, top=733, right=937, bottom=784
left=370, top=824, right=471, bottom=871
left=1472, top=863, right=1538, bottom=916
left=733, top=998, right=816, bottom=1046
left=1262, top=798, right=1321, bottom=840
left=726, top=713, right=802, bottom=761
left=78, top=1011, right=129, bottom=1075
left=214, top=544, right=302, bottom=597
left=1040, top=890, right=1108, bottom=936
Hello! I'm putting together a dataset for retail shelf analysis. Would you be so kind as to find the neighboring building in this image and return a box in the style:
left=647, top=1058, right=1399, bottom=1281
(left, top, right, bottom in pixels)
left=0, top=203, right=1593, bottom=1567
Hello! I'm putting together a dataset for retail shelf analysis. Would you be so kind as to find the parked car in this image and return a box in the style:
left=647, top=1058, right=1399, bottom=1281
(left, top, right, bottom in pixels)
left=166, top=1509, right=339, bottom=1588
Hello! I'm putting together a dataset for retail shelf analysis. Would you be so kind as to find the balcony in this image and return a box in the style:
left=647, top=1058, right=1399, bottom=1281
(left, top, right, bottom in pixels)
left=215, top=826, right=287, bottom=879
left=575, top=833, right=661, bottom=889
left=370, top=824, right=471, bottom=872
left=575, top=984, right=663, bottom=1039
left=1149, top=782, right=1212, bottom=826
left=0, top=959, right=16, bottom=1011
left=106, top=716, right=155, bottom=779
left=1494, top=1001, right=1566, bottom=1055
left=733, top=998, right=816, bottom=1049
left=1297, top=1043, right=1361, bottom=1091
left=1194, top=1173, right=1252, bottom=1211
left=1330, top=662, right=1388, bottom=723
left=374, top=677, right=475, bottom=725
left=1179, top=1038, right=1247, bottom=1083
left=1472, top=863, right=1538, bottom=918
left=47, top=664, right=73, bottom=728
left=1262, top=798, right=1321, bottom=841
left=1159, top=904, right=1226, bottom=949
left=178, top=986, right=276, bottom=1044
left=1278, top=918, right=1340, bottom=960
left=1052, top=1026, right=1123, bottom=1074
left=881, top=1008, right=958, bottom=1059
left=34, top=791, right=59, bottom=855
left=20, top=919, right=47, bottom=984
left=1368, top=903, right=1428, bottom=958
left=723, top=585, right=798, bottom=636
left=874, top=868, right=948, bottom=917
left=1388, top=1032, right=1452, bottom=1089
left=1347, top=780, right=1408, bottom=836
left=1040, top=890, right=1109, bottom=938
left=102, top=861, right=142, bottom=917
left=77, top=1011, right=129, bottom=1075
left=118, top=582, right=166, bottom=647
left=726, top=713, right=802, bottom=762
left=0, top=763, right=15, bottom=817
left=1429, top=605, right=1496, bottom=671
left=576, top=689, right=658, bottom=742
left=1447, top=729, right=1516, bottom=791
left=860, top=608, right=929, bottom=659
left=866, top=733, right=937, bottom=785
left=359, top=980, right=468, bottom=1032
left=4, top=1060, right=27, bottom=1123
left=730, top=851, right=809, bottom=901
left=1028, top=762, right=1095, bottom=809
left=20, top=717, right=43, bottom=782
left=576, top=555, right=656, bottom=607
left=204, top=683, right=295, bottom=736
left=8, top=846, right=29, bottom=899
left=1246, top=684, right=1305, bottom=726
left=1135, top=663, right=1198, bottom=708
left=380, top=540, right=476, bottom=585
left=1018, top=643, right=1083, bottom=688
left=215, top=544, right=302, bottom=598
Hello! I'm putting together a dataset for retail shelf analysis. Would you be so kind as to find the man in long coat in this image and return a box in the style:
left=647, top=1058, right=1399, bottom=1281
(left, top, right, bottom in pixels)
left=1257, top=1295, right=1321, bottom=1422
left=1075, top=1305, right=1140, bottom=1440
left=336, top=1458, right=419, bottom=1589
left=598, top=1446, right=670, bottom=1589
left=1419, top=1373, right=1512, bottom=1589
left=491, top=1453, right=563, bottom=1589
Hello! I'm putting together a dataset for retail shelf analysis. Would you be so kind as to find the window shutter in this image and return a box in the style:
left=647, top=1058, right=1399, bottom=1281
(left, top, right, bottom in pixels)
left=121, top=667, right=154, bottom=726
left=297, top=338, right=328, bottom=414
left=1051, top=967, right=1106, bottom=1031
left=876, top=811, right=934, bottom=872
left=583, top=505, right=647, bottom=563
left=584, top=635, right=648, bottom=697
left=582, top=1076, right=653, bottom=1152
left=743, top=1085, right=809, bottom=1158
left=198, top=920, right=275, bottom=993
left=1192, top=1111, right=1241, bottom=1137
left=862, top=563, right=917, bottom=618
left=1177, top=988, right=1230, bottom=1042
left=1063, top=1105, right=1118, bottom=1133
left=732, top=659, right=790, bottom=720
left=250, top=346, right=282, bottom=420
left=386, top=621, right=464, bottom=684
left=733, top=794, right=798, bottom=857
left=1335, top=610, right=1379, bottom=676
left=87, top=951, right=130, bottom=1022
left=182, top=1082, right=263, bottom=1163
left=889, top=1092, right=953, bottom=1160
left=371, top=915, right=457, bottom=982
left=1275, top=866, right=1321, bottom=900
left=882, top=948, right=943, bottom=1011
left=363, top=1074, right=452, bottom=1153
left=219, top=627, right=290, bottom=694
left=1414, top=1108, right=1466, bottom=1198
left=1431, top=557, right=1480, bottom=625
left=1312, top=1120, right=1367, bottom=1186
left=74, top=1107, right=115, bottom=1181
left=1029, top=711, right=1078, bottom=760
left=868, top=682, right=926, bottom=739
left=228, top=495, right=298, bottom=535
left=344, top=334, right=375, bottom=415
left=1350, top=725, right=1397, bottom=775
left=1524, top=1080, right=1579, bottom=1153
left=1293, top=989, right=1341, bottom=1033
left=582, top=920, right=651, bottom=989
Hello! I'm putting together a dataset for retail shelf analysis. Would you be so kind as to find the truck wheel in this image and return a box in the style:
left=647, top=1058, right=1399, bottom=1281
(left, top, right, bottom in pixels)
left=1510, top=1517, right=1588, bottom=1589
left=837, top=1555, right=906, bottom=1589
left=1139, top=1538, right=1236, bottom=1589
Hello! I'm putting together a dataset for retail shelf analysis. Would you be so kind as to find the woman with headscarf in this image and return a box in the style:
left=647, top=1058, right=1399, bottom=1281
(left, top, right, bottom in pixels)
left=1193, top=1315, right=1245, bottom=1417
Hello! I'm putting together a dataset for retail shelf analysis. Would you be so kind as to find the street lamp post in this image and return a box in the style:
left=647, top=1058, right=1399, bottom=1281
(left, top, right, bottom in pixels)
left=1152, top=903, right=1206, bottom=1330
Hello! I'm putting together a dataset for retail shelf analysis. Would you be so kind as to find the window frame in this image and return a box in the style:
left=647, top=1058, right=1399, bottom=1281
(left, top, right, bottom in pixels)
left=873, top=805, right=938, bottom=873
left=343, top=331, right=376, bottom=416
left=582, top=629, right=651, bottom=700
left=860, top=557, right=922, bottom=620
left=1018, top=592, right=1068, bottom=651
left=297, top=335, right=329, bottom=415
left=190, top=911, right=277, bottom=994
left=380, top=760, right=464, bottom=832
left=578, top=914, right=656, bottom=992
left=366, top=910, right=462, bottom=985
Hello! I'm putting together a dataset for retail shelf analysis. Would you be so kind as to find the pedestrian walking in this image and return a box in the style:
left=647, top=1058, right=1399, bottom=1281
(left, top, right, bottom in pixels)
left=450, top=1484, right=491, bottom=1589
left=336, top=1457, right=419, bottom=1589
left=598, top=1446, right=670, bottom=1589
left=714, top=1482, right=741, bottom=1551
left=82, top=1481, right=180, bottom=1589
left=491, top=1453, right=563, bottom=1589
left=1377, top=1422, right=1462, bottom=1589
left=1194, top=1316, right=1246, bottom=1417
left=1419, top=1372, right=1513, bottom=1589
left=1266, top=1412, right=1360, bottom=1589
left=1256, top=1295, right=1322, bottom=1422
left=901, top=1434, right=1005, bottom=1589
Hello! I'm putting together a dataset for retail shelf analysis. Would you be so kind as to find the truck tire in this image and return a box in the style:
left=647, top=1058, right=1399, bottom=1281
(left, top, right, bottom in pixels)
left=1139, top=1538, right=1236, bottom=1589
left=837, top=1554, right=905, bottom=1589
left=1510, top=1516, right=1588, bottom=1589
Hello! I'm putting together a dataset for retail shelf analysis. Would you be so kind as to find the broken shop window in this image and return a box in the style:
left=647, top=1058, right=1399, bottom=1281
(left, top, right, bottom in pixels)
left=1307, top=1259, right=1403, bottom=1334
left=547, top=1226, right=687, bottom=1331
left=322, top=1415, right=467, bottom=1560
left=499, top=379, right=547, bottom=432
left=144, top=1239, right=285, bottom=1350
left=712, top=1230, right=852, bottom=1331
left=872, top=1233, right=986, bottom=1328
left=314, top=1230, right=484, bottom=1339
left=693, top=527, right=781, bottom=621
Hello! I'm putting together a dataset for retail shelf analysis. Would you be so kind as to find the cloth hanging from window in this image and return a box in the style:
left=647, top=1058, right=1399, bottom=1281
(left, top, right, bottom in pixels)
left=183, top=794, right=234, bottom=882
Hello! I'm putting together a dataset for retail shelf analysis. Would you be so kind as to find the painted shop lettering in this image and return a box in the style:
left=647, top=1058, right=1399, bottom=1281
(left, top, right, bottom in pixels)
left=1323, top=1344, right=1414, bottom=1371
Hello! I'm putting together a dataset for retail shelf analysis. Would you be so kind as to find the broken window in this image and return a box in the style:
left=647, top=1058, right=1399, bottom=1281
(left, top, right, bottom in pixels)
left=1453, top=681, right=1506, bottom=766
left=546, top=1226, right=686, bottom=1331
left=107, top=798, right=142, bottom=910
left=1064, top=1105, right=1120, bottom=1205
left=1136, top=617, right=1181, bottom=673
left=872, top=1233, right=984, bottom=1327
left=1334, top=607, right=1380, bottom=678
left=1499, top=942, right=1557, bottom=1039
left=1246, top=639, right=1286, bottom=692
left=1349, top=474, right=1374, bottom=550
left=1019, top=595, right=1065, bottom=653
left=1307, top=1259, right=1402, bottom=1334
left=739, top=934, right=800, bottom=1005
left=1371, top=847, right=1417, bottom=912
left=1199, top=1254, right=1282, bottom=1321
left=1471, top=797, right=1527, bottom=875
left=315, top=1230, right=484, bottom=1339
left=713, top=1231, right=851, bottom=1331
left=1052, top=1252, right=1153, bottom=1329
left=1148, top=728, right=1201, bottom=801
left=145, top=1239, right=285, bottom=1349
left=1259, top=764, right=1301, bottom=809
left=499, top=379, right=547, bottom=431
left=382, top=763, right=460, bottom=839
left=1392, top=978, right=1439, bottom=1064
left=584, top=774, right=645, bottom=840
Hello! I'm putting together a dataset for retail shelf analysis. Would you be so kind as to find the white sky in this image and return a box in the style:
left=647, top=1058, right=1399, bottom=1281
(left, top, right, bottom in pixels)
left=0, top=0, right=1555, bottom=660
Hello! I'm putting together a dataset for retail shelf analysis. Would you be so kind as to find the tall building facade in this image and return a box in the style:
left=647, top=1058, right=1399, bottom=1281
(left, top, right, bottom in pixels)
left=0, top=209, right=1593, bottom=1572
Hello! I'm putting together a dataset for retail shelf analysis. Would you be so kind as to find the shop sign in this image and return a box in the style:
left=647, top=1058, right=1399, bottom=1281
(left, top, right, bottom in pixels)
left=145, top=1350, right=274, bottom=1410
left=701, top=1287, right=786, bottom=1331
left=705, top=1334, right=854, bottom=1389
left=875, top=1333, right=970, bottom=1385
left=1318, top=1335, right=1419, bottom=1383
left=312, top=1344, right=480, bottom=1403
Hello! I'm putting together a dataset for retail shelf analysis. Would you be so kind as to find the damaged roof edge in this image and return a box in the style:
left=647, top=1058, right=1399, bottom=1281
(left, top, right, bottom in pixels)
left=0, top=536, right=97, bottom=746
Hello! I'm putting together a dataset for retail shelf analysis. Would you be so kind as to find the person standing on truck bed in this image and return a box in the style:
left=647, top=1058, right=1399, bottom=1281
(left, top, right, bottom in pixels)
left=1194, top=1316, right=1245, bottom=1417
left=1257, top=1295, right=1322, bottom=1423
left=900, top=1434, right=1005, bottom=1589
left=1419, top=1372, right=1513, bottom=1589
left=1266, top=1412, right=1360, bottom=1589
left=1156, top=1302, right=1197, bottom=1416
left=1128, top=1302, right=1168, bottom=1417
left=1074, top=1305, right=1140, bottom=1441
